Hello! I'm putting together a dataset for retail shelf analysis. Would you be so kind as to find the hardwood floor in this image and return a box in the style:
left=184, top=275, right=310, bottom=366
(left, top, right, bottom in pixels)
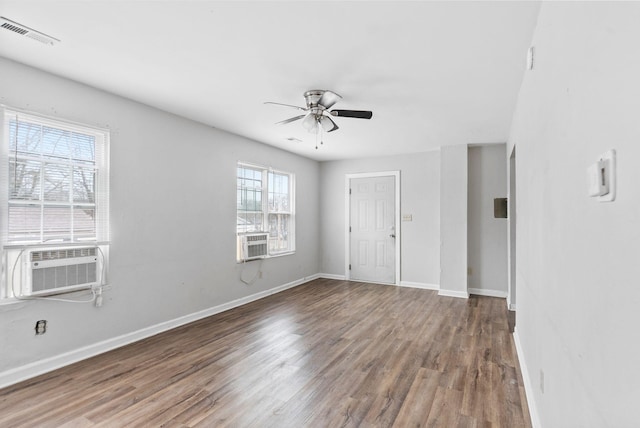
left=0, top=279, right=531, bottom=427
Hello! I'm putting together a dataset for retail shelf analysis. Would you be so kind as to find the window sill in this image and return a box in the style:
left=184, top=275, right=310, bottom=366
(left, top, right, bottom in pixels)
left=2, top=241, right=111, bottom=250
left=236, top=251, right=295, bottom=263
left=0, top=297, right=26, bottom=306
left=269, top=251, right=295, bottom=258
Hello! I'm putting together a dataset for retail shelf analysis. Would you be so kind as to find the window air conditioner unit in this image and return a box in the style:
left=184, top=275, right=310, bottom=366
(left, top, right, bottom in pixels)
left=25, top=247, right=99, bottom=296
left=238, top=233, right=268, bottom=261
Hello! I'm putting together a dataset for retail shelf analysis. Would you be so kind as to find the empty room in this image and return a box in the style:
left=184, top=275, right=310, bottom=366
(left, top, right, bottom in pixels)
left=0, top=1, right=638, bottom=427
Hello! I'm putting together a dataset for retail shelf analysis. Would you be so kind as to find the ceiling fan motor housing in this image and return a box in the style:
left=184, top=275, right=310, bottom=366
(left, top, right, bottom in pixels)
left=303, top=90, right=326, bottom=109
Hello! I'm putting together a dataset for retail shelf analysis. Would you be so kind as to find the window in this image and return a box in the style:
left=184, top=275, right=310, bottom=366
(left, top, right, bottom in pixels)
left=237, top=163, right=294, bottom=259
left=1, top=108, right=109, bottom=299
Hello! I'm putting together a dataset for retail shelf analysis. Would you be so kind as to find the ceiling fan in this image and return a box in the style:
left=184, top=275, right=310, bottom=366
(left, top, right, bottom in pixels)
left=265, top=90, right=373, bottom=148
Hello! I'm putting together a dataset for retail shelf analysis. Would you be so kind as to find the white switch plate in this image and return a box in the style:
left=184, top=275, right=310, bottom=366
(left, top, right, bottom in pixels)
left=527, top=46, right=535, bottom=70
left=588, top=150, right=616, bottom=202
left=587, top=160, right=609, bottom=197
left=402, top=214, right=413, bottom=222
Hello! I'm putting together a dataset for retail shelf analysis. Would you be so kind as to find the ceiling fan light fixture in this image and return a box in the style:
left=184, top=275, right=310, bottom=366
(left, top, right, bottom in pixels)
left=301, top=113, right=317, bottom=132
left=319, top=115, right=332, bottom=132
left=320, top=115, right=340, bottom=132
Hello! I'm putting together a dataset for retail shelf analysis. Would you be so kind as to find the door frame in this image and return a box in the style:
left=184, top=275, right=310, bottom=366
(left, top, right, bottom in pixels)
left=344, top=171, right=401, bottom=285
left=507, top=146, right=517, bottom=311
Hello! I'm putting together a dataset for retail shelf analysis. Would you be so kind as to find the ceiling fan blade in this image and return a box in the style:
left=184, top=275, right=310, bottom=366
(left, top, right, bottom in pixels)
left=276, top=115, right=306, bottom=125
left=301, top=113, right=317, bottom=132
left=318, top=90, right=342, bottom=109
left=319, top=115, right=339, bottom=133
left=330, top=109, right=373, bottom=119
left=264, top=102, right=307, bottom=112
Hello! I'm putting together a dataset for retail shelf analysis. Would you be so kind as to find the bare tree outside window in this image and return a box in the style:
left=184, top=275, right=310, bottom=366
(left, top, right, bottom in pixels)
left=6, top=115, right=103, bottom=243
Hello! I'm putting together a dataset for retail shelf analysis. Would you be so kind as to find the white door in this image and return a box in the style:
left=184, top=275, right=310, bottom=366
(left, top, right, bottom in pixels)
left=349, top=175, right=396, bottom=284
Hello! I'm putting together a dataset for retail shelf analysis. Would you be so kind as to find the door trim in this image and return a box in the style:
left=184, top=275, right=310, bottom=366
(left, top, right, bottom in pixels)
left=507, top=146, right=517, bottom=311
left=345, top=171, right=401, bottom=285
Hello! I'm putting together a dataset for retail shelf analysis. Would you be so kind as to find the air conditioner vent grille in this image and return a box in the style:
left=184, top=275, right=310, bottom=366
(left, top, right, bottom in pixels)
left=31, top=263, right=97, bottom=294
left=25, top=246, right=99, bottom=296
left=31, top=247, right=97, bottom=262
left=238, top=233, right=268, bottom=261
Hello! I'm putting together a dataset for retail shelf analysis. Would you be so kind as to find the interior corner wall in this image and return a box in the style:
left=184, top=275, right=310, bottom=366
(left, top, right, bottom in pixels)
left=439, top=144, right=468, bottom=297
left=467, top=145, right=508, bottom=296
left=319, top=152, right=440, bottom=287
left=508, top=3, right=640, bottom=427
left=0, top=57, right=320, bottom=379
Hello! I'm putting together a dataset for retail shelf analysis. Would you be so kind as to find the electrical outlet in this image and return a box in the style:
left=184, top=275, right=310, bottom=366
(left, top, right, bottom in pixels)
left=540, top=369, right=545, bottom=394
left=35, top=320, right=47, bottom=335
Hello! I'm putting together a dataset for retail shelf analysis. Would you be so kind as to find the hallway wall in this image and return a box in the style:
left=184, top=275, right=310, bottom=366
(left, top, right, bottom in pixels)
left=508, top=2, right=640, bottom=426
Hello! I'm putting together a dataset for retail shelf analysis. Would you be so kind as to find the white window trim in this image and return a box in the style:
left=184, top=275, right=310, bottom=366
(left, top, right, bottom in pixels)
left=0, top=106, right=110, bottom=301
left=237, top=161, right=295, bottom=261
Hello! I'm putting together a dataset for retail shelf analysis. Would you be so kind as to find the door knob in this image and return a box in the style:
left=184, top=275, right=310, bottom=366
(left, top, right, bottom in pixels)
left=389, top=234, right=396, bottom=238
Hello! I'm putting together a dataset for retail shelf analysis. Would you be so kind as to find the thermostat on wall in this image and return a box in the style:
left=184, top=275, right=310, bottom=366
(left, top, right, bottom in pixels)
left=587, top=150, right=616, bottom=202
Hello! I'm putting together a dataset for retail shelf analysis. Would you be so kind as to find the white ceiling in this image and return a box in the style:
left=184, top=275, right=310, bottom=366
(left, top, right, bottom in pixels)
left=0, top=1, right=540, bottom=161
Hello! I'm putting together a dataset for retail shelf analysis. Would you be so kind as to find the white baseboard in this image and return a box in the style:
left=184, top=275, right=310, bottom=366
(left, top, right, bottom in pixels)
left=438, top=289, right=469, bottom=299
left=468, top=288, right=508, bottom=298
left=513, top=328, right=541, bottom=428
left=399, top=281, right=439, bottom=291
left=0, top=275, right=317, bottom=390
left=318, top=273, right=346, bottom=280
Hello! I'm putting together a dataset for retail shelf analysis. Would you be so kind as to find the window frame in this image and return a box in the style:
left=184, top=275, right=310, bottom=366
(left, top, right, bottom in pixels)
left=0, top=107, right=110, bottom=300
left=236, top=162, right=295, bottom=260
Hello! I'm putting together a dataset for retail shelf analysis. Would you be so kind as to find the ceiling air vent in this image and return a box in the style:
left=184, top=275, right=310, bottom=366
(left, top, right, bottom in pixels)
left=0, top=16, right=60, bottom=46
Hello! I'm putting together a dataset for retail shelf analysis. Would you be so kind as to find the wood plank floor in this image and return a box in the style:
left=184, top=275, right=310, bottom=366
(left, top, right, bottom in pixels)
left=0, top=279, right=531, bottom=427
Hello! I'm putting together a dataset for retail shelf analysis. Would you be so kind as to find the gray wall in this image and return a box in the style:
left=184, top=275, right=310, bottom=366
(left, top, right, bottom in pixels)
left=439, top=145, right=468, bottom=297
left=320, top=152, right=440, bottom=287
left=467, top=145, right=508, bottom=296
left=0, top=52, right=526, bottom=389
left=508, top=2, right=640, bottom=426
left=0, top=57, right=320, bottom=377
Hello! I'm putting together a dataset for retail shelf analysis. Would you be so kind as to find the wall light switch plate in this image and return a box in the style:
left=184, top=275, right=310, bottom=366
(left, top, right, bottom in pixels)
left=587, top=161, right=608, bottom=197
left=527, top=46, right=535, bottom=70
left=402, top=214, right=413, bottom=222
left=587, top=150, right=616, bottom=202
